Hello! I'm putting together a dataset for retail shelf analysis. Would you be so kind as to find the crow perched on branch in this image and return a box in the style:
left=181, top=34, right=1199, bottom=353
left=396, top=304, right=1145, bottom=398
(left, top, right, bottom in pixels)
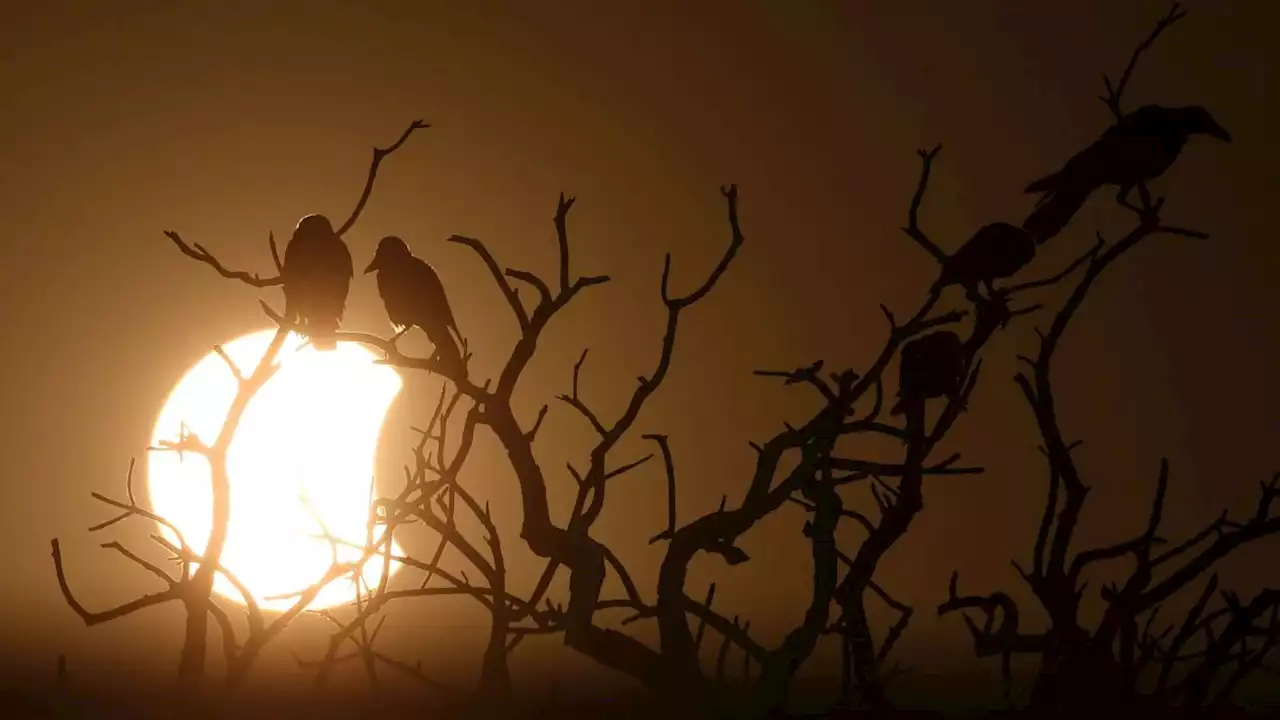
left=1022, top=104, right=1231, bottom=241
left=364, top=236, right=464, bottom=371
left=890, top=330, right=966, bottom=417
left=281, top=214, right=354, bottom=351
left=931, top=222, right=1037, bottom=298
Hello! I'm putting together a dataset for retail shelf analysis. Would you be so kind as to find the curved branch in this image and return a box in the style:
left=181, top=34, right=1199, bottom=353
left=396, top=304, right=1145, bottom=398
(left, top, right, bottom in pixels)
left=164, top=231, right=282, bottom=288
left=1100, top=3, right=1187, bottom=119
left=578, top=185, right=745, bottom=529
left=52, top=539, right=181, bottom=625
left=336, top=119, right=430, bottom=235
left=167, top=119, right=428, bottom=289
left=447, top=234, right=530, bottom=329
left=899, top=145, right=949, bottom=264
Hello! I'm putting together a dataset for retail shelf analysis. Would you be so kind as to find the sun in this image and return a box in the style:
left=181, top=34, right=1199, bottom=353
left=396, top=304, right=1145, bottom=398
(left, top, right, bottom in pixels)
left=147, top=329, right=406, bottom=612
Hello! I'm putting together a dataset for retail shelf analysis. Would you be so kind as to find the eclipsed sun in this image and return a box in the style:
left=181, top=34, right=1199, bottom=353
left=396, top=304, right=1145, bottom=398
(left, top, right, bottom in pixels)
left=147, top=330, right=405, bottom=612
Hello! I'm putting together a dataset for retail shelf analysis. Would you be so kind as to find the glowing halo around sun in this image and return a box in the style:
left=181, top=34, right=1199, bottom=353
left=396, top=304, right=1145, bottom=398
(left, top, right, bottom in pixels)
left=147, top=329, right=406, bottom=612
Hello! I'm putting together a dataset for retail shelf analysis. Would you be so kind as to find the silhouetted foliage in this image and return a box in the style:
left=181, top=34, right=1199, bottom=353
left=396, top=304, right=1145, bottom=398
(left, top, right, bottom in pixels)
left=49, top=3, right=1275, bottom=718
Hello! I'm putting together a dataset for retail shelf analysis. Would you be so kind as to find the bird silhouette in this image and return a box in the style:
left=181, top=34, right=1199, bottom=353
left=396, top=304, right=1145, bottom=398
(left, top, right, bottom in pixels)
left=1022, top=105, right=1231, bottom=242
left=931, top=222, right=1036, bottom=298
left=281, top=214, right=353, bottom=351
left=891, top=330, right=966, bottom=417
left=364, top=236, right=464, bottom=372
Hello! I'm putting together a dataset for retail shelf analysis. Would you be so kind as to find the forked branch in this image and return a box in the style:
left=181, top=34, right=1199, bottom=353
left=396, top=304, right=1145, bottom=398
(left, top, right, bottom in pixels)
left=166, top=118, right=429, bottom=288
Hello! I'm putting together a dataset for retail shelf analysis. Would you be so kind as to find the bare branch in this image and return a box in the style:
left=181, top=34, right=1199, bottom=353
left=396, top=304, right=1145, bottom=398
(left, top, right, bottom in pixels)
left=1004, top=235, right=1105, bottom=295
left=164, top=230, right=282, bottom=288
left=336, top=119, right=430, bottom=235
left=753, top=360, right=839, bottom=404
left=577, top=185, right=746, bottom=532
left=1100, top=3, right=1187, bottom=118
left=168, top=120, right=426, bottom=296
left=101, top=541, right=175, bottom=586
left=554, top=192, right=576, bottom=292
left=52, top=539, right=181, bottom=626
left=938, top=572, right=1045, bottom=694
left=506, top=268, right=553, bottom=310
left=662, top=184, right=745, bottom=309
left=898, top=145, right=949, bottom=265
left=558, top=349, right=607, bottom=436
left=1069, top=458, right=1170, bottom=583
left=643, top=433, right=678, bottom=543
left=447, top=234, right=531, bottom=329
left=525, top=404, right=549, bottom=442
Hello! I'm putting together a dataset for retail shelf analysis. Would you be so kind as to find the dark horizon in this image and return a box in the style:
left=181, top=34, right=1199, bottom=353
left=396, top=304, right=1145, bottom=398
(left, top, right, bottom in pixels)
left=1, top=0, right=1277, bottom=715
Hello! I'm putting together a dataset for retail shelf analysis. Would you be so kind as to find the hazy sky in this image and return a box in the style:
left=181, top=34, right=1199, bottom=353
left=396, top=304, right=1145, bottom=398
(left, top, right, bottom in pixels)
left=1, top=0, right=1275, bottom=702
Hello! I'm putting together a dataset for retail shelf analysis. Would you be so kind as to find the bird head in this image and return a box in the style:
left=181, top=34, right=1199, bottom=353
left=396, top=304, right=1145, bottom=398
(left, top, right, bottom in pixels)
left=365, top=235, right=411, bottom=274
left=1175, top=106, right=1232, bottom=142
left=294, top=213, right=336, bottom=239
left=924, top=330, right=964, bottom=355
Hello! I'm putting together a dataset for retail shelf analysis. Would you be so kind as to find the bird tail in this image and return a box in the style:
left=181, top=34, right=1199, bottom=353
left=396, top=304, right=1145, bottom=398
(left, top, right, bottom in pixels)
left=890, top=394, right=925, bottom=445
left=1021, top=184, right=1092, bottom=244
left=307, top=316, right=340, bottom=351
left=432, top=329, right=465, bottom=375
left=310, top=334, right=338, bottom=351
left=1024, top=171, right=1061, bottom=198
left=447, top=323, right=466, bottom=357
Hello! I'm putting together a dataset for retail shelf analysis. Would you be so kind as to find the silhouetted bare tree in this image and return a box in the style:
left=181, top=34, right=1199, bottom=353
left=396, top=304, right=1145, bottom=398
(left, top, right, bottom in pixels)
left=53, top=4, right=1272, bottom=718
left=50, top=120, right=436, bottom=709
left=939, top=4, right=1278, bottom=713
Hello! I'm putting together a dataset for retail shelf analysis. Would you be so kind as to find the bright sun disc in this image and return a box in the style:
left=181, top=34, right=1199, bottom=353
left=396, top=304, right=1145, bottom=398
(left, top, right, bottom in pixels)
left=147, top=330, right=405, bottom=612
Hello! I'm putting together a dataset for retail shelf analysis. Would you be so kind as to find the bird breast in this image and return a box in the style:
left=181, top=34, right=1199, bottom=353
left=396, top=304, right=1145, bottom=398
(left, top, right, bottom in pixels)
left=1110, top=135, right=1183, bottom=185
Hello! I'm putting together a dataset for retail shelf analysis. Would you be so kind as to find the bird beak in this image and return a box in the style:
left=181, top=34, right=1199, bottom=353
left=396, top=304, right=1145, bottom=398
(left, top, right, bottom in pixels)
left=1208, top=121, right=1232, bottom=142
left=364, top=257, right=378, bottom=274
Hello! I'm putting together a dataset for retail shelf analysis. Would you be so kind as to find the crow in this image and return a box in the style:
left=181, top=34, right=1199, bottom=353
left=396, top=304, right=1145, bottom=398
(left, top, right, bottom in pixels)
left=281, top=214, right=353, bottom=351
left=931, top=222, right=1037, bottom=297
left=364, top=236, right=464, bottom=372
left=1022, top=105, right=1231, bottom=242
left=890, top=330, right=966, bottom=417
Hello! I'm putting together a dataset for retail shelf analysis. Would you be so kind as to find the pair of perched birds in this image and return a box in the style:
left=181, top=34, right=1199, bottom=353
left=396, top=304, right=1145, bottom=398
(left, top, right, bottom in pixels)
left=280, top=216, right=463, bottom=370
left=893, top=104, right=1230, bottom=416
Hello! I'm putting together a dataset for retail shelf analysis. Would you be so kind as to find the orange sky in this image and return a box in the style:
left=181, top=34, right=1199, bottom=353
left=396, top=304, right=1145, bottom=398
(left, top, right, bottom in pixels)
left=0, top=0, right=1275, bottom=705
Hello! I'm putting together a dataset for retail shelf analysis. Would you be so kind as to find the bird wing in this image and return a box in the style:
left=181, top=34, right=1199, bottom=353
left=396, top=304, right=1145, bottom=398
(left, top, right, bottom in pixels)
left=313, top=237, right=354, bottom=321
left=1023, top=169, right=1062, bottom=195
left=408, top=258, right=459, bottom=334
left=942, top=227, right=1007, bottom=285
left=335, top=237, right=354, bottom=280
left=1026, top=107, right=1177, bottom=198
left=282, top=233, right=354, bottom=322
left=1024, top=130, right=1123, bottom=197
left=1115, top=105, right=1166, bottom=135
left=281, top=230, right=306, bottom=270
left=280, top=232, right=317, bottom=314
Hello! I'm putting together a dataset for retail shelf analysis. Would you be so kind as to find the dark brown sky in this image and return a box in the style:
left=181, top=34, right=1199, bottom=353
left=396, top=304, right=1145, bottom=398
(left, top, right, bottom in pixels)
left=1, top=0, right=1276, bottom=700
